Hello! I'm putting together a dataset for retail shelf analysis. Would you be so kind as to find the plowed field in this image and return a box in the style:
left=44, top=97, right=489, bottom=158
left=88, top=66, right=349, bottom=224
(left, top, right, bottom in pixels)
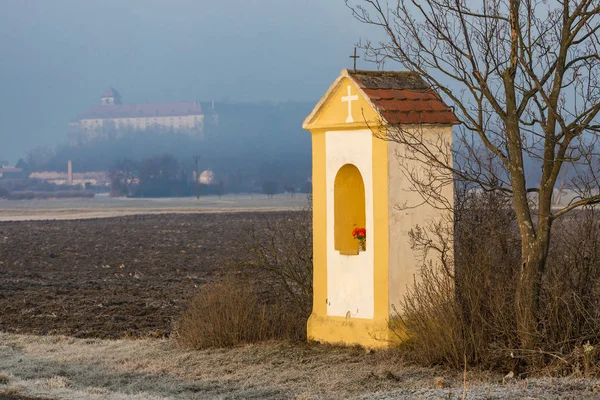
left=0, top=213, right=285, bottom=339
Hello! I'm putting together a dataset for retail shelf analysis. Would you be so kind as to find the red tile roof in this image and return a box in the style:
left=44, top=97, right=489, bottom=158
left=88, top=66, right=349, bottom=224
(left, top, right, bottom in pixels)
left=0, top=167, right=22, bottom=173
left=348, top=70, right=459, bottom=125
left=74, top=102, right=203, bottom=121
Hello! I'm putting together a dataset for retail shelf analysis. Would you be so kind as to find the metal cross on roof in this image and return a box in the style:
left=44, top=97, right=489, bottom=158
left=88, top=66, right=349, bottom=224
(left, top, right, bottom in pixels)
left=349, top=47, right=360, bottom=71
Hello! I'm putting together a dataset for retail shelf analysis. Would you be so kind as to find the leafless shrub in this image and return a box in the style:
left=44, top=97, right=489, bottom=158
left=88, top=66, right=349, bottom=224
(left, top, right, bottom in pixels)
left=392, top=187, right=600, bottom=375
left=393, top=187, right=520, bottom=370
left=175, top=275, right=304, bottom=349
left=175, top=201, right=312, bottom=349
left=236, top=200, right=313, bottom=321
left=538, top=208, right=600, bottom=375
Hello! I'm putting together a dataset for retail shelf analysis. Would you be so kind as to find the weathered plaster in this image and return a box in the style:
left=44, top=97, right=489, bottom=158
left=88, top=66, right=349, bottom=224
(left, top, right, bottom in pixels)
left=387, top=126, right=454, bottom=312
left=325, top=129, right=374, bottom=319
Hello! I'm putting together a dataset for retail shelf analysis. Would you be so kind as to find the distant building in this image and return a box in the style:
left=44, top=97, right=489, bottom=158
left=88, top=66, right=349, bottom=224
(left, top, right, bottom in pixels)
left=199, top=170, right=215, bottom=184
left=70, top=87, right=204, bottom=143
left=0, top=167, right=27, bottom=180
left=29, top=171, right=109, bottom=187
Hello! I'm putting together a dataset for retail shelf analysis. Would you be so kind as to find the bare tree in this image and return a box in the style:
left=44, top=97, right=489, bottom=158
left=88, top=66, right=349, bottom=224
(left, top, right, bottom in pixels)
left=262, top=181, right=278, bottom=199
left=346, top=0, right=600, bottom=353
left=109, top=158, right=138, bottom=197
left=236, top=202, right=313, bottom=318
left=193, top=154, right=201, bottom=199
left=26, top=145, right=55, bottom=171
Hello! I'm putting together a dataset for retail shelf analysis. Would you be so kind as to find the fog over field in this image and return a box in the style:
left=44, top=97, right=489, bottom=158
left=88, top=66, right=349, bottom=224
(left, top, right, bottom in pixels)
left=0, top=194, right=309, bottom=221
left=0, top=0, right=382, bottom=164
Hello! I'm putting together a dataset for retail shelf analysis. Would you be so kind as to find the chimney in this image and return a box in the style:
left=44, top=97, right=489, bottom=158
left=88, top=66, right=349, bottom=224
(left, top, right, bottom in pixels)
left=68, top=160, right=73, bottom=184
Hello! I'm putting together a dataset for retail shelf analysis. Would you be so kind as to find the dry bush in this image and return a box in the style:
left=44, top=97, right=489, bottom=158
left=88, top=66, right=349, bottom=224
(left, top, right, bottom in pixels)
left=392, top=186, right=600, bottom=375
left=175, top=201, right=312, bottom=349
left=540, top=208, right=600, bottom=375
left=235, top=200, right=313, bottom=327
left=175, top=275, right=304, bottom=349
left=393, top=188, right=521, bottom=370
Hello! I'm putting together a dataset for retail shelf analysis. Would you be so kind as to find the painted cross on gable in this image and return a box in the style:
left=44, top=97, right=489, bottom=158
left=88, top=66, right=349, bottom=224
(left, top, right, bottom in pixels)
left=341, top=85, right=359, bottom=123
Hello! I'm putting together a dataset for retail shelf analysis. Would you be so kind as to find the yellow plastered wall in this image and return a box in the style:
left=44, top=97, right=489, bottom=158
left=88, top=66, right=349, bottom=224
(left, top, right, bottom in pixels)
left=386, top=126, right=454, bottom=313
left=372, top=134, right=389, bottom=323
left=334, top=164, right=366, bottom=254
left=306, top=76, right=394, bottom=348
left=306, top=71, right=454, bottom=349
left=310, top=130, right=327, bottom=319
left=305, top=78, right=379, bottom=131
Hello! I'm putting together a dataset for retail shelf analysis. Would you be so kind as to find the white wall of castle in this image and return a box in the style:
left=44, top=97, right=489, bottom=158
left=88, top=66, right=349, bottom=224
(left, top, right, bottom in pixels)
left=75, top=115, right=204, bottom=139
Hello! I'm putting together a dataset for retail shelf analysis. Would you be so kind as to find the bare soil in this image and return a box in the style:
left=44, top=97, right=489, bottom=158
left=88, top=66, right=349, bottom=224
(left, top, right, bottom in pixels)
left=0, top=213, right=280, bottom=339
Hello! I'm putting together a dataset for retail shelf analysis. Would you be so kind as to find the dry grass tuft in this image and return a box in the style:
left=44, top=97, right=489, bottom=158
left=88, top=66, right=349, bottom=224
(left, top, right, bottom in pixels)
left=45, top=375, right=71, bottom=389
left=175, top=275, right=304, bottom=349
left=1, top=383, right=24, bottom=396
left=176, top=203, right=313, bottom=350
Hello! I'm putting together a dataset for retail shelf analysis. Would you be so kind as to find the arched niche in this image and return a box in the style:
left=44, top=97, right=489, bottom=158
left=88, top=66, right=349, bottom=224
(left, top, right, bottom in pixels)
left=334, top=163, right=366, bottom=254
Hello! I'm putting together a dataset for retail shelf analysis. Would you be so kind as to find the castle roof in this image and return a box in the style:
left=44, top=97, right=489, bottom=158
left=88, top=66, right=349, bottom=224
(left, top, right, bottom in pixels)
left=74, top=102, right=203, bottom=121
left=347, top=70, right=459, bottom=125
left=101, top=87, right=121, bottom=98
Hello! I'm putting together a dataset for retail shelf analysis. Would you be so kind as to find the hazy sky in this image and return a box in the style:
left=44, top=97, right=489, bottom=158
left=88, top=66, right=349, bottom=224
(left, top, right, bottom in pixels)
left=0, top=0, right=382, bottom=163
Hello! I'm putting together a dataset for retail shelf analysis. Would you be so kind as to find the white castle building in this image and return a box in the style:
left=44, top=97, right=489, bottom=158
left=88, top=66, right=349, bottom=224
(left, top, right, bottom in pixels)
left=70, top=88, right=204, bottom=142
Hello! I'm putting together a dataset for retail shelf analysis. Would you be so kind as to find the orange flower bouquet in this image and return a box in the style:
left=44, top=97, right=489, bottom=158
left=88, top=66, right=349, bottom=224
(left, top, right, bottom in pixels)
left=352, top=227, right=366, bottom=251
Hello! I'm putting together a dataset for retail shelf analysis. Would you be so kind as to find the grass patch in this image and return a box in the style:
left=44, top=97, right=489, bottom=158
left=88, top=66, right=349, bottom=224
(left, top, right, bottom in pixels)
left=2, top=332, right=600, bottom=399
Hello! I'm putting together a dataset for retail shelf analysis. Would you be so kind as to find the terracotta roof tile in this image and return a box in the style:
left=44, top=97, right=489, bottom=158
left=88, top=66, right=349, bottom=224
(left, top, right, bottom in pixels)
left=362, top=88, right=441, bottom=101
left=380, top=110, right=459, bottom=125
left=348, top=70, right=459, bottom=125
left=350, top=70, right=429, bottom=90
left=372, top=98, right=451, bottom=112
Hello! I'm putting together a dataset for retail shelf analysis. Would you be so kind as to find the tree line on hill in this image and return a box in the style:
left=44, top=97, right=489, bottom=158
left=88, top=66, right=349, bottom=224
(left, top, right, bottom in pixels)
left=109, top=153, right=311, bottom=198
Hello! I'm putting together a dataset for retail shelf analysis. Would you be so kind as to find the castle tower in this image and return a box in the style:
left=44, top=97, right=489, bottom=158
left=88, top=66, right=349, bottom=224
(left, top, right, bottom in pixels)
left=303, top=69, right=458, bottom=348
left=101, top=87, right=122, bottom=105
